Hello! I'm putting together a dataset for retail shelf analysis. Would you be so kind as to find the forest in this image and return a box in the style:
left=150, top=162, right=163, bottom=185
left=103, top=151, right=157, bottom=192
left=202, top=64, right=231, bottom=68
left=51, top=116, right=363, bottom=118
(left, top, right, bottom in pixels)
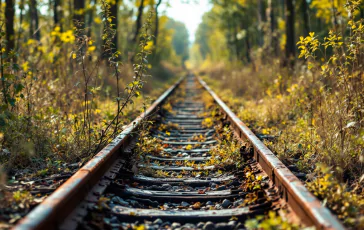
left=0, top=0, right=363, bottom=229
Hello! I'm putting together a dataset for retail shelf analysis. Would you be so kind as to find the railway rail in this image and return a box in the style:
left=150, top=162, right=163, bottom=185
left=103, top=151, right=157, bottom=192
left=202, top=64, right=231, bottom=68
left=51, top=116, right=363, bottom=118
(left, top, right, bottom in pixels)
left=15, top=75, right=344, bottom=230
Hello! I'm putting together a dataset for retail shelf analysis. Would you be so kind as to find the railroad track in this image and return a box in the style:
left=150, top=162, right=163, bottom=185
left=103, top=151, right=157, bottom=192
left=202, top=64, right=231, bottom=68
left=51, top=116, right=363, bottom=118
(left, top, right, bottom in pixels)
left=15, top=75, right=344, bottom=230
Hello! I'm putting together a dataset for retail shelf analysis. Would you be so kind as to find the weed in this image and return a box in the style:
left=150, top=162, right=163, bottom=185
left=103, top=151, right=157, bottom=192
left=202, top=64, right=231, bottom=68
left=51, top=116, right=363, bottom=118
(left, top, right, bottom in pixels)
left=307, top=164, right=364, bottom=227
left=245, top=211, right=300, bottom=230
left=207, top=127, right=246, bottom=170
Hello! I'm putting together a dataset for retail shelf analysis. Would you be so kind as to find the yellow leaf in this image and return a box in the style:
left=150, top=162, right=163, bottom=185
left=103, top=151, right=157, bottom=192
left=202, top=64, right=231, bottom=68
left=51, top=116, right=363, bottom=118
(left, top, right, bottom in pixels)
left=94, top=17, right=102, bottom=24
left=88, top=46, right=96, bottom=52
left=72, top=53, right=77, bottom=59
left=136, top=225, right=145, bottom=230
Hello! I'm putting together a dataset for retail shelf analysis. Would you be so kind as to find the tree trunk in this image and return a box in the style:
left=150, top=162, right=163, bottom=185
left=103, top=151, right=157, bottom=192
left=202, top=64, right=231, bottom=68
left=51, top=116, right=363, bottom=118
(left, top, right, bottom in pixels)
left=29, top=0, right=41, bottom=41
left=257, top=0, right=264, bottom=46
left=16, top=0, right=25, bottom=50
left=132, top=0, right=145, bottom=44
left=54, top=0, right=63, bottom=31
left=74, top=0, right=85, bottom=27
left=153, top=0, right=162, bottom=47
left=241, top=18, right=255, bottom=69
left=267, top=0, right=278, bottom=56
left=87, top=0, right=97, bottom=38
left=284, top=0, right=295, bottom=66
left=233, top=19, right=240, bottom=61
left=301, top=0, right=310, bottom=36
left=330, top=0, right=338, bottom=29
left=5, top=0, right=15, bottom=52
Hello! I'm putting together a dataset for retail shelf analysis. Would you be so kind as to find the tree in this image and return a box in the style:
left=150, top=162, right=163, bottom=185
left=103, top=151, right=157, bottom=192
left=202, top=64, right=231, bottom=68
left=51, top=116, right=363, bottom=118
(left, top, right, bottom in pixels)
left=74, top=0, right=85, bottom=27
left=87, top=0, right=97, bottom=39
left=5, top=0, right=15, bottom=52
left=166, top=19, right=189, bottom=63
left=16, top=0, right=25, bottom=50
left=53, top=0, right=63, bottom=30
left=301, top=0, right=310, bottom=36
left=110, top=0, right=120, bottom=51
left=266, top=0, right=278, bottom=56
left=154, top=0, right=163, bottom=47
left=132, top=0, right=145, bottom=44
left=29, top=0, right=40, bottom=41
left=257, top=0, right=265, bottom=46
left=284, top=0, right=295, bottom=66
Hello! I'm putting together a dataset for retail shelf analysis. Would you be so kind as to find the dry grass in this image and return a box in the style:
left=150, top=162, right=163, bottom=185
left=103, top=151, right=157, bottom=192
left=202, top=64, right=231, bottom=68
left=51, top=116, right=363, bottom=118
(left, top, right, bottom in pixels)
left=196, top=14, right=364, bottom=225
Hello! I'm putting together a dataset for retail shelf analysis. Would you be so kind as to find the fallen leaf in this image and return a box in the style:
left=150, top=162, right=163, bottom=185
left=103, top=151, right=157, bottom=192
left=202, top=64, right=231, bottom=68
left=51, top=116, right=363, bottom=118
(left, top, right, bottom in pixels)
left=192, top=202, right=201, bottom=209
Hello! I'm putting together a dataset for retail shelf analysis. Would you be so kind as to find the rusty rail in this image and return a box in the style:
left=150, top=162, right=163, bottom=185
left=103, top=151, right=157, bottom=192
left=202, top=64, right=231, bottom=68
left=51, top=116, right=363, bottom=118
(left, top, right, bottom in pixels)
left=197, top=77, right=344, bottom=230
left=14, top=77, right=185, bottom=230
left=14, top=75, right=345, bottom=230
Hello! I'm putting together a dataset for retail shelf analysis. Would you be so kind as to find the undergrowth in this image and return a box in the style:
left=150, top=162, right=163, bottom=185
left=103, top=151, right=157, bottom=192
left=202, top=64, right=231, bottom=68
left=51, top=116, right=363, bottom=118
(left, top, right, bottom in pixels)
left=198, top=1, right=364, bottom=228
left=0, top=2, right=156, bottom=173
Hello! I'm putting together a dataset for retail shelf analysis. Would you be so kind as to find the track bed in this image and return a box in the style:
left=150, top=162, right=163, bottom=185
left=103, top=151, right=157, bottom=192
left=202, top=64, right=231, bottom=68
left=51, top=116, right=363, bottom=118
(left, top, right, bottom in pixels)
left=15, top=75, right=344, bottom=230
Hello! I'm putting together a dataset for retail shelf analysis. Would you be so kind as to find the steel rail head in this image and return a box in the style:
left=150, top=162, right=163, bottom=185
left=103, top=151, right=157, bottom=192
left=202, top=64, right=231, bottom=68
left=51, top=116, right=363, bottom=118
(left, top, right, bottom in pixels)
left=197, top=76, right=345, bottom=230
left=14, top=76, right=185, bottom=230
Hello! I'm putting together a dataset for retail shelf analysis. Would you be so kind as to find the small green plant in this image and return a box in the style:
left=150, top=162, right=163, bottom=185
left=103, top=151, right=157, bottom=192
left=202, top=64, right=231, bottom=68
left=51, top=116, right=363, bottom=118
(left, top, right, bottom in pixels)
left=307, top=164, right=364, bottom=227
left=207, top=127, right=245, bottom=169
left=135, top=129, right=164, bottom=158
left=12, top=191, right=33, bottom=209
left=36, top=168, right=48, bottom=177
left=241, top=169, right=264, bottom=192
left=245, top=211, right=300, bottom=230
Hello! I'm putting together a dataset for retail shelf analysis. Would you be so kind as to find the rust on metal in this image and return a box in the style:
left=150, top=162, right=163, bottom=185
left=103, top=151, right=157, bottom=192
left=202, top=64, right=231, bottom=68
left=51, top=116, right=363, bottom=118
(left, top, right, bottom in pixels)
left=14, top=77, right=185, bottom=230
left=197, top=77, right=344, bottom=230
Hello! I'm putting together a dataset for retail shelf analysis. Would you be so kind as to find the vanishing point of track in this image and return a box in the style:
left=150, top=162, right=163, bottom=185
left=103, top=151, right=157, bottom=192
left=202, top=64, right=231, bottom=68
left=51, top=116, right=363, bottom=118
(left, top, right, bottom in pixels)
left=15, top=75, right=344, bottom=230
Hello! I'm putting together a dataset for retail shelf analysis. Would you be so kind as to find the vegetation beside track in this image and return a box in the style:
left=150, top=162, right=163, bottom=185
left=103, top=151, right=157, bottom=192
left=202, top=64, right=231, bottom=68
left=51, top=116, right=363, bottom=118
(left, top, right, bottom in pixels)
left=196, top=1, right=364, bottom=227
left=0, top=1, right=189, bottom=227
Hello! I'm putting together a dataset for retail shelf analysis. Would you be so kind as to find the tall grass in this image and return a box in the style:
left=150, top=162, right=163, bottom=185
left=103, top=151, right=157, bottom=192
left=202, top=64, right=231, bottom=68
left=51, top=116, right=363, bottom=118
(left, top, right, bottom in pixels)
left=0, top=1, right=164, bottom=172
left=198, top=1, right=363, bottom=226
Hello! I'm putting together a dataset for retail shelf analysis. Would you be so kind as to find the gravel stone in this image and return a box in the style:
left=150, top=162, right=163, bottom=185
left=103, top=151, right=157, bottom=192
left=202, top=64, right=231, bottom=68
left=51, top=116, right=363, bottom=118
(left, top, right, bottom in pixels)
left=215, top=223, right=233, bottom=230
left=236, top=223, right=244, bottom=229
left=181, top=201, right=189, bottom=207
left=203, top=221, right=216, bottom=230
left=228, top=221, right=237, bottom=226
left=197, top=222, right=205, bottom=228
left=162, top=184, right=172, bottom=190
left=129, top=200, right=140, bottom=208
left=183, top=223, right=196, bottom=229
left=206, top=201, right=213, bottom=206
left=233, top=199, right=244, bottom=207
left=221, top=199, right=231, bottom=208
left=162, top=221, right=171, bottom=227
left=171, top=222, right=181, bottom=229
left=110, top=216, right=118, bottom=223
left=153, top=218, right=163, bottom=225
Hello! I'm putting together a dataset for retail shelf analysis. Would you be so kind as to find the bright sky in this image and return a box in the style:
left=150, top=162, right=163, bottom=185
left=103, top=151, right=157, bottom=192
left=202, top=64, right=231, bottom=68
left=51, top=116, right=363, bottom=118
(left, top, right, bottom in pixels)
left=162, top=0, right=212, bottom=43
